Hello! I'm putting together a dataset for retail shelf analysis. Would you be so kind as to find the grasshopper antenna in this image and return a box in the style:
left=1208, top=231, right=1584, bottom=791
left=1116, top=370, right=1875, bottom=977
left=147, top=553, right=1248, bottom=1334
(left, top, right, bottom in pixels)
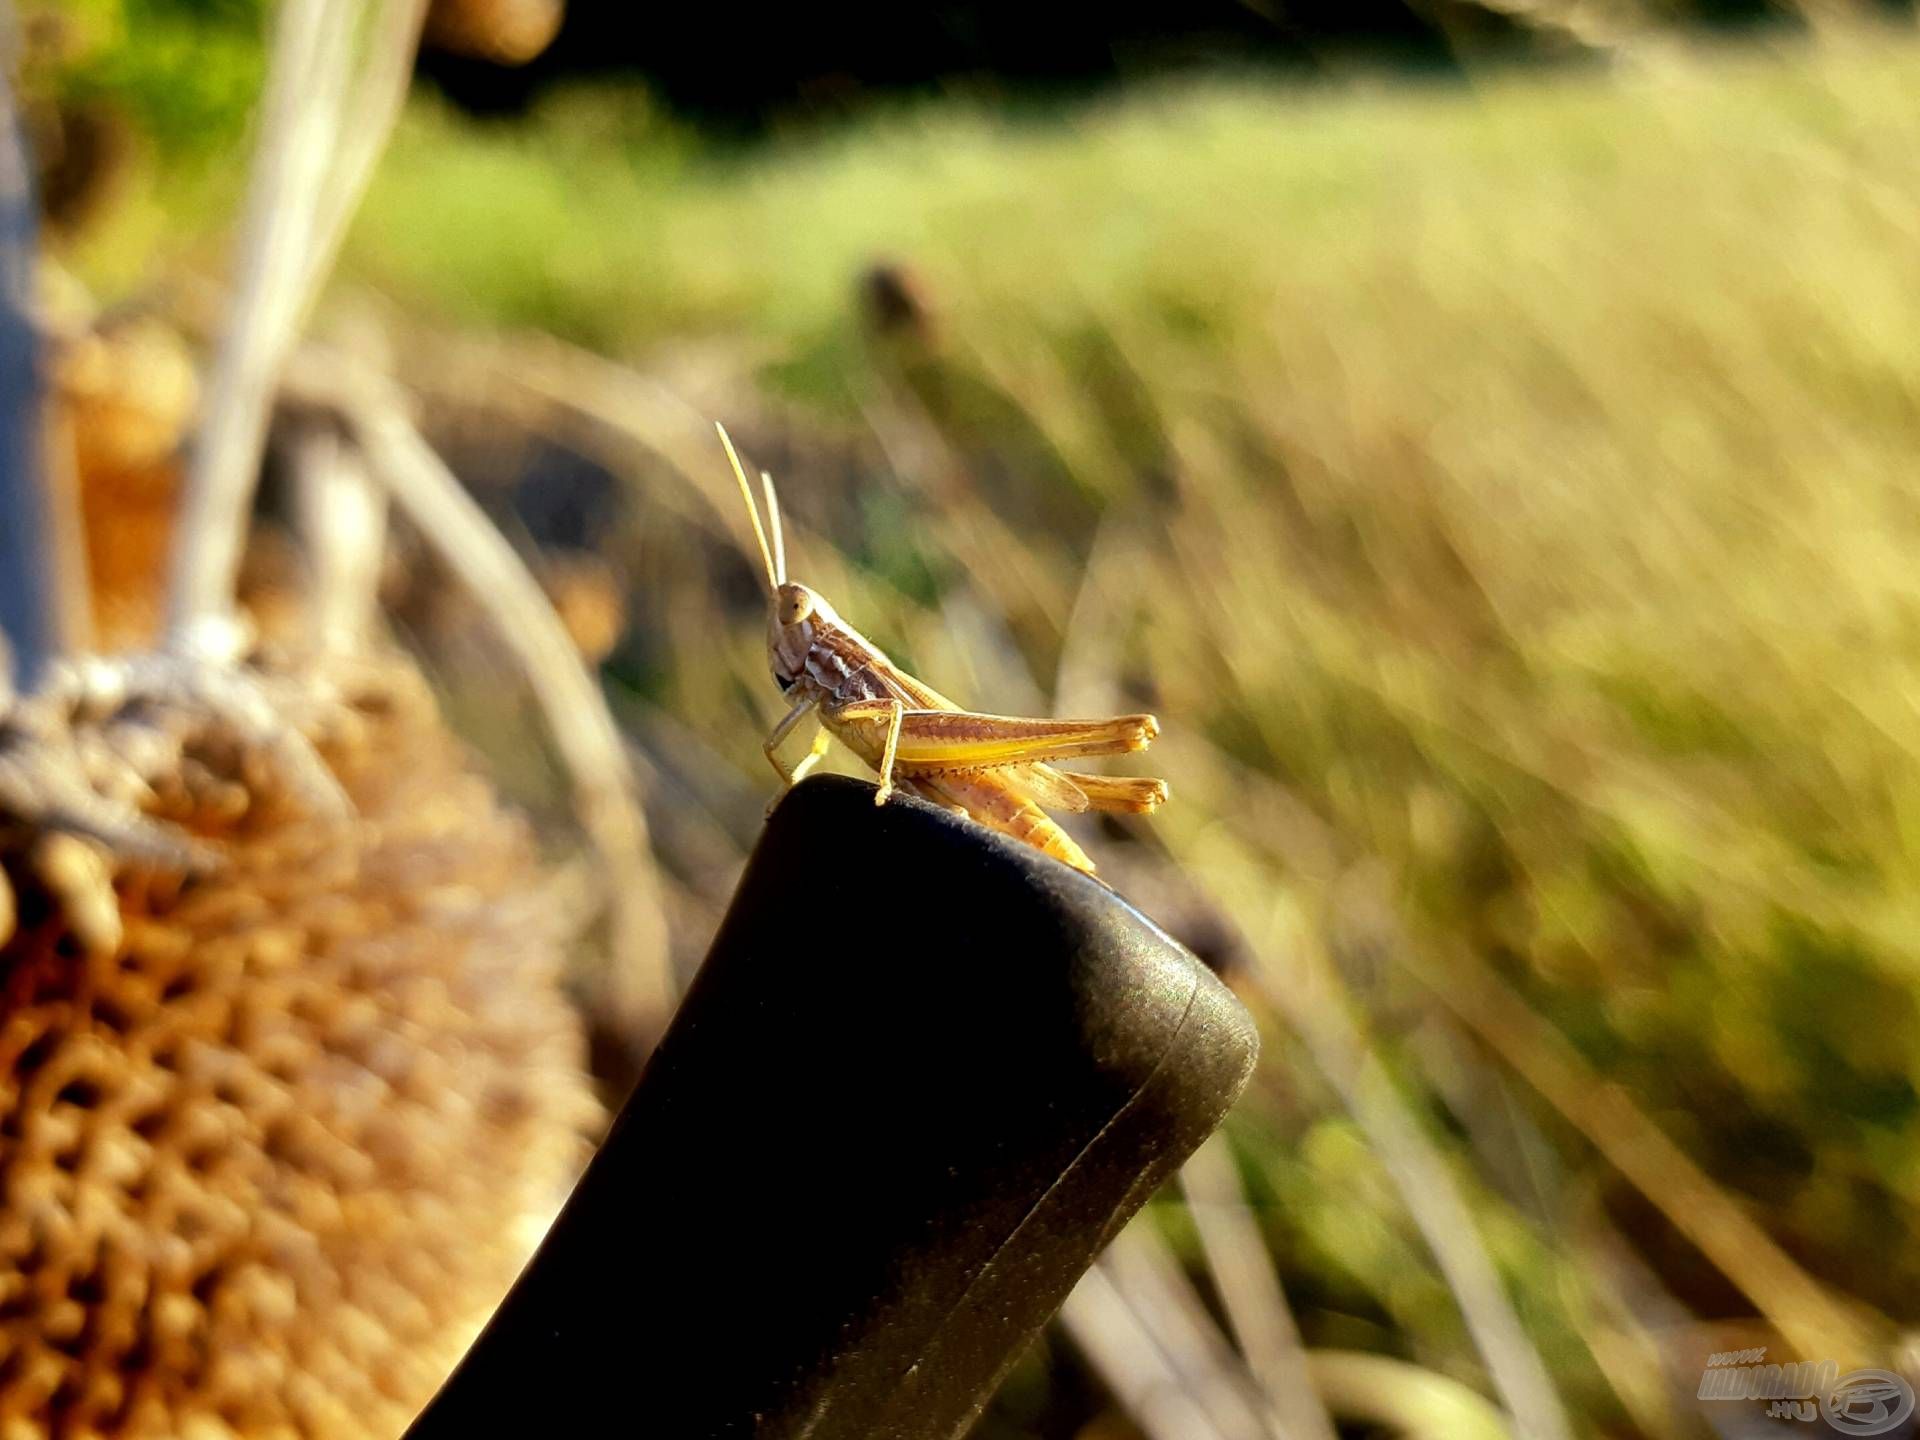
left=717, top=422, right=779, bottom=595
left=760, top=471, right=786, bottom=586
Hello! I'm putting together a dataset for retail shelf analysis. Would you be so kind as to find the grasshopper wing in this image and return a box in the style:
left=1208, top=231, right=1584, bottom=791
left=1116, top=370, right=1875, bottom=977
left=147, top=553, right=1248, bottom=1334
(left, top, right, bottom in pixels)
left=993, top=762, right=1092, bottom=814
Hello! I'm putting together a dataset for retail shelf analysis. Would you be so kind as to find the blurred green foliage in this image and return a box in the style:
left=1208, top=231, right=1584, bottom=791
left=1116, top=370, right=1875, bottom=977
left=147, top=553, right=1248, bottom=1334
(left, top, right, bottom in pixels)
left=49, top=0, right=266, bottom=158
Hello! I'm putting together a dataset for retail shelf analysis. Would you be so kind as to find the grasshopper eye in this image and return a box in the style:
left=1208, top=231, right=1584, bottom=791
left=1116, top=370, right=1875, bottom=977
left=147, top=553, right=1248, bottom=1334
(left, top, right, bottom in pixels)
left=777, top=589, right=813, bottom=626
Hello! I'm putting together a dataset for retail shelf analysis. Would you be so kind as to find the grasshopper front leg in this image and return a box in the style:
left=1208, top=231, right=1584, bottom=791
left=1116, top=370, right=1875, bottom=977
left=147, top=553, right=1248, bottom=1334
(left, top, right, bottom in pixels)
left=763, top=695, right=821, bottom=788
left=789, top=727, right=832, bottom=786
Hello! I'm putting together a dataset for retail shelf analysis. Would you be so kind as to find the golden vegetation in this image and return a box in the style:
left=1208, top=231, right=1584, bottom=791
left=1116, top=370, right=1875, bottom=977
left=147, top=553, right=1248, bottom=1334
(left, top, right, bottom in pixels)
left=0, top=653, right=593, bottom=1438
left=344, top=28, right=1920, bottom=1430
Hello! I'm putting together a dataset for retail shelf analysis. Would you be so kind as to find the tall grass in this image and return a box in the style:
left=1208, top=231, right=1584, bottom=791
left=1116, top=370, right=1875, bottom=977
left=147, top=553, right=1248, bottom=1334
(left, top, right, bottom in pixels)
left=338, top=25, right=1920, bottom=1434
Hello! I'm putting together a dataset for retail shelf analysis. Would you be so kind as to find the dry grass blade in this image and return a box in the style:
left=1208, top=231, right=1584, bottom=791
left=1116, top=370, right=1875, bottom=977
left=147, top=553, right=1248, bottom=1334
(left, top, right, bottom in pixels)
left=1400, top=1019, right=1704, bottom=1439
left=1097, top=1222, right=1292, bottom=1440
left=1564, top=1192, right=1713, bottom=1440
left=1395, top=927, right=1884, bottom=1363
left=1446, top=0, right=1655, bottom=56
left=288, top=411, right=389, bottom=650
left=1304, top=1350, right=1513, bottom=1440
left=305, top=0, right=431, bottom=297
left=1058, top=1264, right=1241, bottom=1440
left=1180, top=1135, right=1340, bottom=1440
left=1247, top=932, right=1576, bottom=1440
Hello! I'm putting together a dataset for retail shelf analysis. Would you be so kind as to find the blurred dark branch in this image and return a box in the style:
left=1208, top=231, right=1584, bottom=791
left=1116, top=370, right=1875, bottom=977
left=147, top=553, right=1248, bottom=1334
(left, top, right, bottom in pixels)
left=0, top=41, right=69, bottom=690
left=0, top=61, right=41, bottom=689
left=1437, top=0, right=1650, bottom=56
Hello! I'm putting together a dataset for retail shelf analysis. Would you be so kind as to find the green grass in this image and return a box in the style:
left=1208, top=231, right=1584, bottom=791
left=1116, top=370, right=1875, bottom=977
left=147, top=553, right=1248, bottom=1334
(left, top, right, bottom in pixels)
left=343, top=28, right=1920, bottom=1435
left=350, top=34, right=1920, bottom=375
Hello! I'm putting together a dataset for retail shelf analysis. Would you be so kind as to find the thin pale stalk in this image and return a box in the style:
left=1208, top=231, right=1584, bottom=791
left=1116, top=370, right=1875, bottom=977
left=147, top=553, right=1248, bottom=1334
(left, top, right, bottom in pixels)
left=303, top=358, right=675, bottom=1032
left=1304, top=1350, right=1513, bottom=1440
left=1172, top=734, right=1876, bottom=1363
left=1098, top=1223, right=1291, bottom=1440
left=1565, top=1194, right=1709, bottom=1440
left=1058, top=1266, right=1238, bottom=1440
left=303, top=0, right=430, bottom=297
left=1402, top=1019, right=1701, bottom=1439
left=1247, top=934, right=1577, bottom=1440
left=1396, top=926, right=1883, bottom=1363
left=167, top=0, right=359, bottom=642
left=288, top=414, right=388, bottom=651
left=1179, top=1135, right=1340, bottom=1440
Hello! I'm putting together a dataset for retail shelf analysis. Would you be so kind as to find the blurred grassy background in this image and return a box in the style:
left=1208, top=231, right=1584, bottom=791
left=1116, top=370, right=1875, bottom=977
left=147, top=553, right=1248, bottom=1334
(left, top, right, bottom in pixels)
left=28, top=2, right=1920, bottom=1434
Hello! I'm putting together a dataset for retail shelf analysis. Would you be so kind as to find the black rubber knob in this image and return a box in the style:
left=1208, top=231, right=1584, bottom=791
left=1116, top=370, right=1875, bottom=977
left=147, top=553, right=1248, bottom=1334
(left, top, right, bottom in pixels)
left=405, top=773, right=1258, bottom=1439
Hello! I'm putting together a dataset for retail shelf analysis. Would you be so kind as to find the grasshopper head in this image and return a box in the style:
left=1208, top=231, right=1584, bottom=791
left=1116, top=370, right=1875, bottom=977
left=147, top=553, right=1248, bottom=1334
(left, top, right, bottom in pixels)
left=769, top=582, right=832, bottom=691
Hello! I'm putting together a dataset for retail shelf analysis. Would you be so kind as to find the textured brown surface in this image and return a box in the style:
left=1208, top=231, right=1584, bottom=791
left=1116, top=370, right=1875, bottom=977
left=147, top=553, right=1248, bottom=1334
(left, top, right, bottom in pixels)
left=0, top=652, right=595, bottom=1439
left=52, top=314, right=197, bottom=653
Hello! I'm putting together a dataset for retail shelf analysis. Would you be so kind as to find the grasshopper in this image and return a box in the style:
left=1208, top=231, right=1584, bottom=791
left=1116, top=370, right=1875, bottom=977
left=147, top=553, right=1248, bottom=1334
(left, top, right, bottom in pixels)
left=719, top=424, right=1167, bottom=875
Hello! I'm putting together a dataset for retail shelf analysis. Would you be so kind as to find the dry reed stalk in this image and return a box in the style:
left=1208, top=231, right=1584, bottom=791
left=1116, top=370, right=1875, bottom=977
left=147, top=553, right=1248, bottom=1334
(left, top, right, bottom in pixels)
left=304, top=0, right=431, bottom=305
left=1304, top=1350, right=1513, bottom=1439
left=1240, top=925, right=1576, bottom=1440
left=284, top=349, right=675, bottom=1033
left=1096, top=1223, right=1290, bottom=1440
left=1391, top=924, right=1885, bottom=1364
left=286, top=413, right=389, bottom=652
left=166, top=0, right=358, bottom=645
left=1179, top=1135, right=1340, bottom=1440
left=156, top=0, right=673, bottom=1023
left=170, top=0, right=427, bottom=649
left=148, top=11, right=677, bottom=1026
left=1059, top=1265, right=1241, bottom=1440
